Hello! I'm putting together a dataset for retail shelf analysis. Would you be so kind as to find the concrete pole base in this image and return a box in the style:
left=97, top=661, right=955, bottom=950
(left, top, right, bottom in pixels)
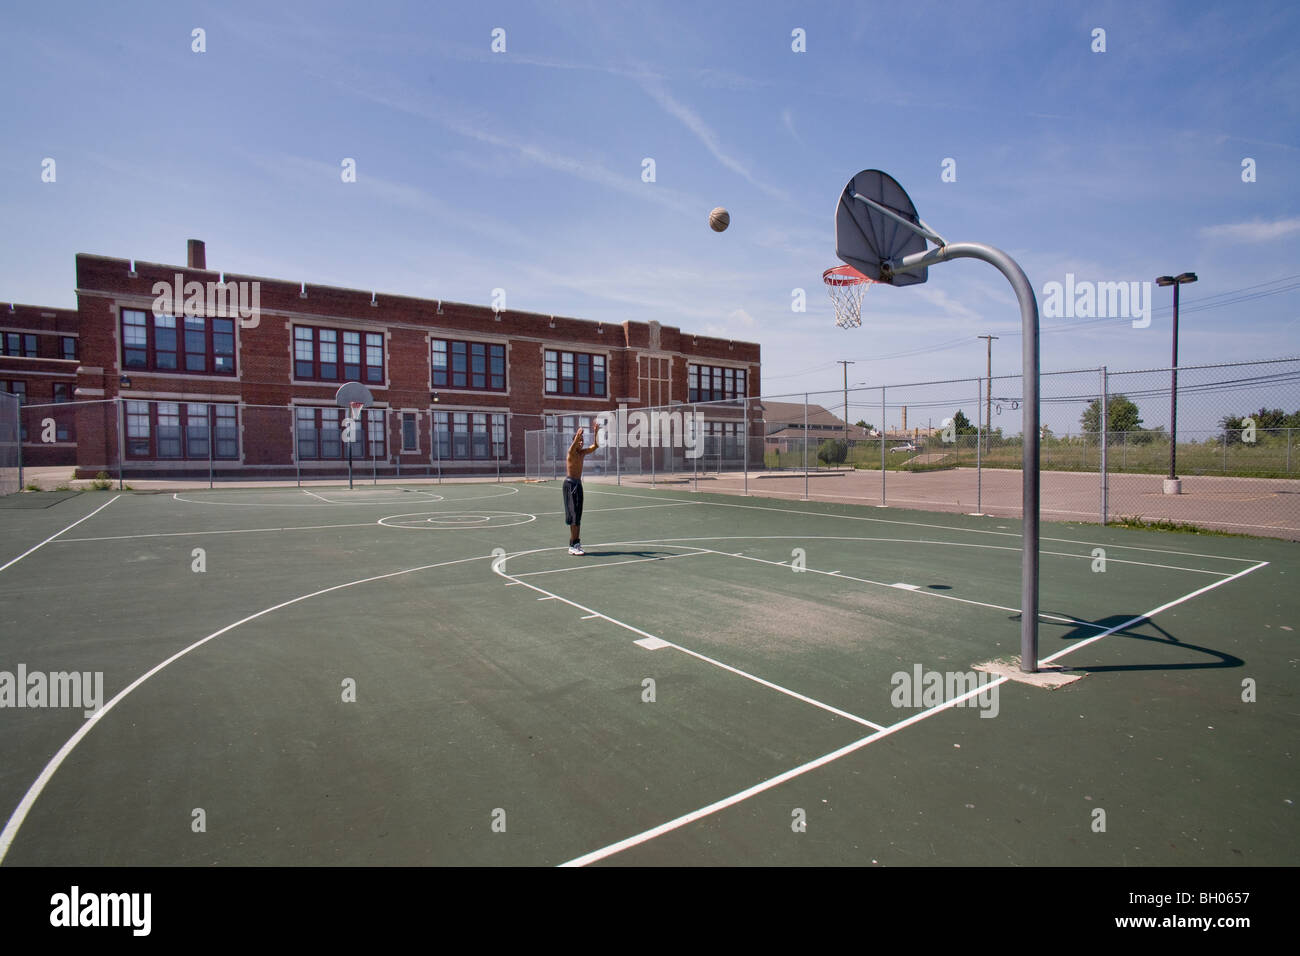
left=1163, top=477, right=1182, bottom=495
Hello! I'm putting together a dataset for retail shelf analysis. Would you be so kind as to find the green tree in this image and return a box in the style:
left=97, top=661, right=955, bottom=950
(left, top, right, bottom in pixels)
left=951, top=410, right=977, bottom=435
left=817, top=439, right=848, bottom=465
left=1221, top=407, right=1293, bottom=444
left=1081, top=394, right=1143, bottom=435
left=854, top=419, right=875, bottom=432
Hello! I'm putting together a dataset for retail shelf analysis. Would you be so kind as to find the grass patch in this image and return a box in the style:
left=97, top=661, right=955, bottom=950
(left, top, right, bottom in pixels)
left=1112, top=515, right=1243, bottom=537
left=91, top=471, right=113, bottom=491
left=24, top=483, right=41, bottom=491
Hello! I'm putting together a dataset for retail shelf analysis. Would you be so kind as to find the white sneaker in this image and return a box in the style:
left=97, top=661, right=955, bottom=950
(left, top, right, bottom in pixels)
left=569, top=543, right=585, bottom=555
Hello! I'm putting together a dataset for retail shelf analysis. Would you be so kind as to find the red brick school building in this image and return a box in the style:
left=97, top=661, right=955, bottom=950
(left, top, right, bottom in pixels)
left=1, top=241, right=761, bottom=479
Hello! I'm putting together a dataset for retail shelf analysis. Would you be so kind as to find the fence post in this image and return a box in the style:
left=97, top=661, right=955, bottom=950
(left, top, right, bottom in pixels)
left=1223, top=430, right=1228, bottom=473
left=435, top=415, right=442, bottom=484
left=208, top=404, right=214, bottom=489
left=116, top=397, right=125, bottom=491
left=692, top=404, right=698, bottom=492
left=1288, top=427, right=1293, bottom=474
left=615, top=423, right=621, bottom=486
left=743, top=398, right=748, bottom=496
left=1099, top=366, right=1108, bottom=525
left=880, top=387, right=886, bottom=507
left=803, top=393, right=809, bottom=501
left=976, top=378, right=982, bottom=514
left=15, top=400, right=23, bottom=496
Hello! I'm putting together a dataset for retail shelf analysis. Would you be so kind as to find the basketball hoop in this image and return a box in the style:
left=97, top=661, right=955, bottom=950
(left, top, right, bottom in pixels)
left=349, top=401, right=364, bottom=421
left=823, top=264, right=874, bottom=329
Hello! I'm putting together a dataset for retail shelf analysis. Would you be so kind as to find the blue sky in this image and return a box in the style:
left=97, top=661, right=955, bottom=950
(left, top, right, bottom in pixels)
left=2, top=0, right=1297, bottom=431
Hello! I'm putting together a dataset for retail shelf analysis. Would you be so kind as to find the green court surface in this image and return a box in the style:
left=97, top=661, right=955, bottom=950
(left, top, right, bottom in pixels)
left=0, top=482, right=1295, bottom=866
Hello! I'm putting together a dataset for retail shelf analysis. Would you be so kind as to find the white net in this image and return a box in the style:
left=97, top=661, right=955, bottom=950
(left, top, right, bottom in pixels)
left=824, top=266, right=872, bottom=329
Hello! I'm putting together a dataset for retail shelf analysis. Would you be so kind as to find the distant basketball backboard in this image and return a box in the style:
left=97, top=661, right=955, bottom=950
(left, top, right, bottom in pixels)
left=834, top=169, right=930, bottom=286
left=334, top=382, right=374, bottom=409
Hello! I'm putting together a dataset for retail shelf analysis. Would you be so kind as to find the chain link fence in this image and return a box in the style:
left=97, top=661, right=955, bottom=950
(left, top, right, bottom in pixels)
left=0, top=390, right=19, bottom=495
left=8, top=360, right=1297, bottom=536
left=574, top=358, right=1299, bottom=539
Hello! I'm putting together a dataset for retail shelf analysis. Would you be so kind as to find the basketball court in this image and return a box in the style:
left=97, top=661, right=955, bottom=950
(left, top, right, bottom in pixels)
left=0, top=481, right=1292, bottom=866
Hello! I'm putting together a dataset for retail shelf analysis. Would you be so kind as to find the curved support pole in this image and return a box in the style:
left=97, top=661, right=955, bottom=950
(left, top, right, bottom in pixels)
left=889, top=242, right=1041, bottom=672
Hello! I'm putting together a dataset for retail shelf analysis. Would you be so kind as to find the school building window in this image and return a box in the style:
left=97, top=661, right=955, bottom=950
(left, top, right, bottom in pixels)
left=544, top=350, right=605, bottom=396
left=293, top=326, right=383, bottom=384
left=402, top=412, right=419, bottom=451
left=121, top=310, right=235, bottom=376
left=433, top=411, right=505, bottom=460
left=61, top=337, right=77, bottom=360
left=3, top=333, right=37, bottom=357
left=125, top=402, right=238, bottom=460
left=688, top=365, right=746, bottom=403
left=431, top=340, right=505, bottom=391
left=295, top=407, right=386, bottom=460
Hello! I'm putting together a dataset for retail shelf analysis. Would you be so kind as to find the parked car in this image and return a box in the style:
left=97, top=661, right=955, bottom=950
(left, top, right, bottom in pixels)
left=889, top=442, right=917, bottom=453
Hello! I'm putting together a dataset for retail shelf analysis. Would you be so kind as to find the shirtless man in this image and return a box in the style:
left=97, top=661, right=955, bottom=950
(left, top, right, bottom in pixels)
left=563, top=423, right=599, bottom=555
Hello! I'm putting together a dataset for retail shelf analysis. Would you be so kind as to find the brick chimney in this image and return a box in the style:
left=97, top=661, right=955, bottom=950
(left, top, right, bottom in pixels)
left=187, top=239, right=206, bottom=270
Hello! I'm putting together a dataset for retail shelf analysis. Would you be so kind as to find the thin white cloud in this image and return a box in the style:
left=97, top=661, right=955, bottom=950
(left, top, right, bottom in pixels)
left=781, top=108, right=803, bottom=145
left=639, top=79, right=790, bottom=204
left=1199, top=218, right=1300, bottom=243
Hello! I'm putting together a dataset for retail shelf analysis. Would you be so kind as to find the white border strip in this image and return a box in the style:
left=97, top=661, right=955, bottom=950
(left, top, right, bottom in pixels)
left=0, top=495, right=121, bottom=574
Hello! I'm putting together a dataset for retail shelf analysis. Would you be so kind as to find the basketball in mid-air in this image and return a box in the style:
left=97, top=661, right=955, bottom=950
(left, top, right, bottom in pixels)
left=709, top=207, right=730, bottom=232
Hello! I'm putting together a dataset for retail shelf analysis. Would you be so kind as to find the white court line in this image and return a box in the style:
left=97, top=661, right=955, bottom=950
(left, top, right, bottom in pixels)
left=301, top=489, right=330, bottom=502
left=559, top=558, right=1271, bottom=867
left=171, top=487, right=515, bottom=507
left=690, top=480, right=1107, bottom=518
left=560, top=535, right=1109, bottom=631
left=560, top=674, right=1005, bottom=867
left=492, top=551, right=887, bottom=733
left=683, top=544, right=1093, bottom=628
left=0, top=550, right=498, bottom=864
left=533, top=501, right=702, bottom=517
left=512, top=551, right=711, bottom=578
left=584, top=489, right=1265, bottom=563
left=57, top=522, right=377, bottom=543
left=0, top=495, right=122, bottom=575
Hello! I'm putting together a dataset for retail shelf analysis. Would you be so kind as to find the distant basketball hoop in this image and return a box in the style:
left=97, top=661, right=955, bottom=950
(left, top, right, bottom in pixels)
left=823, top=264, right=874, bottom=329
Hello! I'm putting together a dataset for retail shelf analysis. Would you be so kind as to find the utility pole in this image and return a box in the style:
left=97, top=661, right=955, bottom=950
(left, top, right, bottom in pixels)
left=977, top=335, right=997, bottom=454
left=837, top=360, right=855, bottom=442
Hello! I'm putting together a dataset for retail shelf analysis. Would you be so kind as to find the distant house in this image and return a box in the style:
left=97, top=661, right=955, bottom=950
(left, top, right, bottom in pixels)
left=758, top=401, right=871, bottom=452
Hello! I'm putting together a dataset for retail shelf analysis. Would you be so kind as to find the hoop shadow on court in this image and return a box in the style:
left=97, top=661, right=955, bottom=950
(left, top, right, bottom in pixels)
left=1040, top=613, right=1244, bottom=673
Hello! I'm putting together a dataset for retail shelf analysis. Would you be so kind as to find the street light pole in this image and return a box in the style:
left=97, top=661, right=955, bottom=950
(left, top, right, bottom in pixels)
left=1156, top=273, right=1198, bottom=488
